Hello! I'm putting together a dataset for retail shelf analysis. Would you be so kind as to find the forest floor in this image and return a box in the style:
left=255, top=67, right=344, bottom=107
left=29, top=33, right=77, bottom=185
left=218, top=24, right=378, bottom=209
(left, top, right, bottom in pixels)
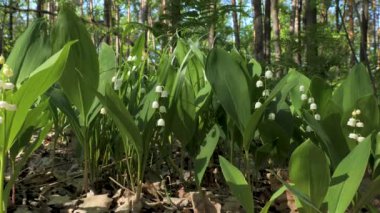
left=5, top=134, right=379, bottom=213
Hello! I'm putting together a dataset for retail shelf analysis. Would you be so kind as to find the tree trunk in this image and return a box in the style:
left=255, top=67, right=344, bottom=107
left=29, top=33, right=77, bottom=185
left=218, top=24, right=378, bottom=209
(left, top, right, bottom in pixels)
left=271, top=0, right=281, bottom=62
left=26, top=0, right=30, bottom=26
left=104, top=0, right=112, bottom=44
left=170, top=0, right=181, bottom=32
left=231, top=0, right=240, bottom=50
left=335, top=0, right=340, bottom=31
left=347, top=0, right=355, bottom=64
left=208, top=0, right=217, bottom=49
left=9, top=0, right=13, bottom=42
left=36, top=0, right=44, bottom=18
left=372, top=0, right=377, bottom=64
left=49, top=1, right=56, bottom=23
left=115, top=2, right=120, bottom=59
left=252, top=0, right=264, bottom=62
left=291, top=0, right=301, bottom=65
left=140, top=0, right=148, bottom=24
left=360, top=0, right=369, bottom=63
left=264, top=0, right=271, bottom=62
left=304, top=0, right=317, bottom=72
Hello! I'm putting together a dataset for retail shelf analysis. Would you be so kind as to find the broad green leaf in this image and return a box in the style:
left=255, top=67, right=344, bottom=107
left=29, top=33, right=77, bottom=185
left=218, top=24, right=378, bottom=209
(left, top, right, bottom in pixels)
left=219, top=156, right=254, bottom=213
left=332, top=64, right=372, bottom=113
left=170, top=79, right=196, bottom=145
left=303, top=107, right=349, bottom=168
left=309, top=77, right=332, bottom=117
left=325, top=136, right=371, bottom=213
left=4, top=42, right=73, bottom=150
left=52, top=5, right=99, bottom=124
left=289, top=140, right=330, bottom=212
left=98, top=43, right=116, bottom=95
left=6, top=19, right=51, bottom=85
left=206, top=48, right=251, bottom=133
left=194, top=125, right=220, bottom=187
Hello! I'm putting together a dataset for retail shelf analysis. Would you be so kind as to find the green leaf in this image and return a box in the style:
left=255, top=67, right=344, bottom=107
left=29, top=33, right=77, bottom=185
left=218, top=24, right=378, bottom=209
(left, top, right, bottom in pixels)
left=170, top=79, right=196, bottom=145
left=249, top=58, right=262, bottom=77
left=289, top=140, right=330, bottom=211
left=4, top=42, right=73, bottom=150
left=219, top=155, right=254, bottom=213
left=52, top=6, right=99, bottom=124
left=332, top=64, right=372, bottom=113
left=206, top=48, right=251, bottom=133
left=325, top=136, right=371, bottom=213
left=6, top=19, right=51, bottom=85
left=194, top=125, right=220, bottom=187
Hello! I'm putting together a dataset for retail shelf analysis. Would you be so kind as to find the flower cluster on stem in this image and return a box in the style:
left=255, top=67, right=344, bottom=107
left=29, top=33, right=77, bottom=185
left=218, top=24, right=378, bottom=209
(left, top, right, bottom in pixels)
left=299, top=85, right=320, bottom=132
left=347, top=109, right=365, bottom=143
left=153, top=85, right=168, bottom=127
left=0, top=55, right=17, bottom=124
left=255, top=68, right=277, bottom=120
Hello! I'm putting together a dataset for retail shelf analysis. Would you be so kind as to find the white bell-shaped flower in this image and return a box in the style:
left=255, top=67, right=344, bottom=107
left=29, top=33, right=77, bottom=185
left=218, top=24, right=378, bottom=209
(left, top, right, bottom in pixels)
left=256, top=80, right=264, bottom=88
left=2, top=64, right=13, bottom=78
left=157, top=118, right=165, bottom=127
left=306, top=126, right=313, bottom=132
left=159, top=106, right=167, bottom=113
left=254, top=101, right=262, bottom=109
left=100, top=107, right=107, bottom=115
left=155, top=85, right=163, bottom=93
left=5, top=104, right=16, bottom=111
left=356, top=121, right=364, bottom=128
left=161, top=90, right=169, bottom=98
left=152, top=101, right=159, bottom=109
left=113, top=79, right=122, bottom=90
left=347, top=118, right=356, bottom=127
left=314, top=114, right=321, bottom=121
left=308, top=97, right=314, bottom=104
left=310, top=103, right=317, bottom=110
left=264, top=70, right=273, bottom=79
left=348, top=133, right=358, bottom=140
left=357, top=136, right=365, bottom=143
left=268, top=113, right=275, bottom=120
left=262, top=89, right=270, bottom=97
left=3, top=82, right=14, bottom=90
left=301, top=94, right=308, bottom=101
left=299, top=85, right=305, bottom=92
left=0, top=55, right=4, bottom=65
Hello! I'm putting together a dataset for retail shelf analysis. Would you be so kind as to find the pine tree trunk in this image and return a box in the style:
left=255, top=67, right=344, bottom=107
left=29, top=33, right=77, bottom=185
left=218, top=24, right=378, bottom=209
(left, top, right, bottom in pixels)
left=104, top=0, right=112, bottom=44
left=264, top=0, right=271, bottom=63
left=208, top=0, right=216, bottom=49
left=140, top=0, right=148, bottom=24
left=231, top=0, right=240, bottom=50
left=304, top=0, right=317, bottom=72
left=252, top=0, right=264, bottom=62
left=335, top=0, right=340, bottom=31
left=360, top=0, right=369, bottom=63
left=271, top=0, right=281, bottom=62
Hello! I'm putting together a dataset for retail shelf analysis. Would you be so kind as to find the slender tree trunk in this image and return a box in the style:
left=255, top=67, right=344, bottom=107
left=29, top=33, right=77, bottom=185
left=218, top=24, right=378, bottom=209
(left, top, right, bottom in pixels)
left=49, top=1, right=56, bottom=23
left=79, top=0, right=84, bottom=16
left=290, top=0, right=296, bottom=34
left=252, top=0, right=264, bottom=62
left=321, top=0, right=328, bottom=23
left=208, top=0, right=217, bottom=49
left=292, top=0, right=301, bottom=65
left=36, top=0, right=44, bottom=18
left=26, top=0, right=30, bottom=26
left=9, top=0, right=13, bottom=42
left=360, top=0, right=369, bottom=63
left=347, top=0, right=355, bottom=64
left=372, top=0, right=377, bottom=64
left=335, top=0, right=340, bottom=31
left=264, top=0, right=271, bottom=62
left=271, top=0, right=281, bottom=62
left=231, top=0, right=240, bottom=50
left=170, top=0, right=181, bottom=32
left=115, top=2, right=120, bottom=59
left=104, top=0, right=112, bottom=44
left=304, top=0, right=317, bottom=72
left=140, top=0, right=148, bottom=24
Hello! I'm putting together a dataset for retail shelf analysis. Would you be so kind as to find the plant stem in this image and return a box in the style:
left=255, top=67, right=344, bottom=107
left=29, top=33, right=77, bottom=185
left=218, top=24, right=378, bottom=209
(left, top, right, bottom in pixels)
left=0, top=152, right=6, bottom=213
